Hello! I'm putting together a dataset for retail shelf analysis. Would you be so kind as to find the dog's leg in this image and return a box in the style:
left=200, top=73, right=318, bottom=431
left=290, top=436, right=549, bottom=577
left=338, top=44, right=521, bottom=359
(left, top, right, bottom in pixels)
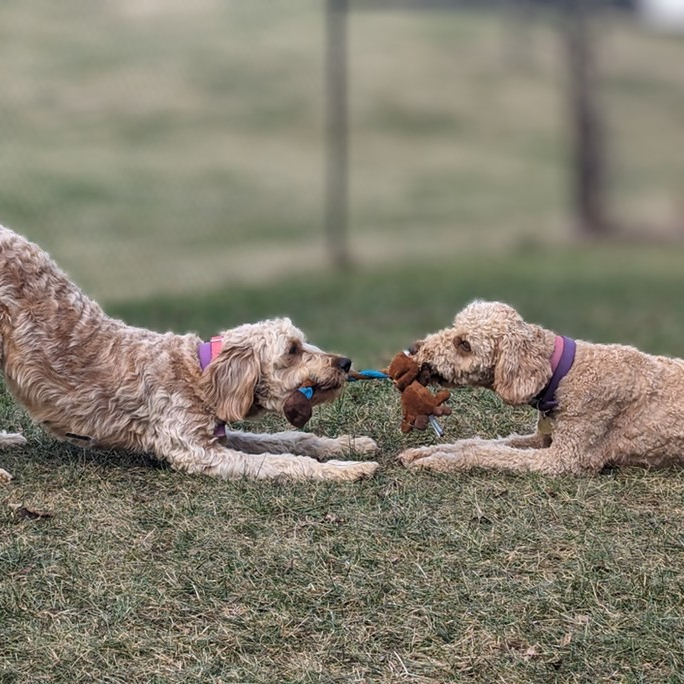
left=222, top=430, right=378, bottom=460
left=0, top=431, right=27, bottom=483
left=398, top=437, right=597, bottom=476
left=166, top=441, right=379, bottom=481
left=0, top=431, right=27, bottom=447
left=497, top=432, right=550, bottom=449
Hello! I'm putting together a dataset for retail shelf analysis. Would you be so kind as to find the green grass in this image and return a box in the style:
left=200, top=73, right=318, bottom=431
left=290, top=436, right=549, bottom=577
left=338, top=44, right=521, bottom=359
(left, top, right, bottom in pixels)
left=2, top=1, right=684, bottom=680
left=5, top=250, right=684, bottom=682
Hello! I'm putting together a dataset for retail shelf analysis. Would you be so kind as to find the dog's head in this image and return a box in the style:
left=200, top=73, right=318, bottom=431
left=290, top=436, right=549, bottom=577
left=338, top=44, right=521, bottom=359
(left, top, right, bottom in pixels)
left=410, top=300, right=553, bottom=405
left=199, top=318, right=351, bottom=424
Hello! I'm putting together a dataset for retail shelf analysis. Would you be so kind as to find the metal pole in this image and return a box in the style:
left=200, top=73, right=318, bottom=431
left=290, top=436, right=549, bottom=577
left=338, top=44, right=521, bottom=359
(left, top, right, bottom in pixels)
left=325, top=0, right=351, bottom=270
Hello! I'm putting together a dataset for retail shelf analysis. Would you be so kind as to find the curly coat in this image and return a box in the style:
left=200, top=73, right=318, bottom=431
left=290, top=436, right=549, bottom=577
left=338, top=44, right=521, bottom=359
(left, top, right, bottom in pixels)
left=0, top=225, right=378, bottom=483
left=399, top=299, right=684, bottom=476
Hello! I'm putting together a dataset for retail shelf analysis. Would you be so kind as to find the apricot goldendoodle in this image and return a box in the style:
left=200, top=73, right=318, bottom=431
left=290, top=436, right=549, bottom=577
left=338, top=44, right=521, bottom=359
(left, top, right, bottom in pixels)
left=399, top=299, right=684, bottom=476
left=0, top=225, right=378, bottom=483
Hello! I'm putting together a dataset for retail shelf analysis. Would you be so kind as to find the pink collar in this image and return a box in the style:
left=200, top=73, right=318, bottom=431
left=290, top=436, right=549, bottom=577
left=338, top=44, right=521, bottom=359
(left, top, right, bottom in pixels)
left=198, top=336, right=223, bottom=370
left=549, top=335, right=565, bottom=372
left=198, top=336, right=226, bottom=437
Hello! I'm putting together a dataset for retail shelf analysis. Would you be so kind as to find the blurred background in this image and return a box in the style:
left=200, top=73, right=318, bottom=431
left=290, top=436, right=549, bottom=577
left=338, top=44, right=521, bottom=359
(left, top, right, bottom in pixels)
left=0, top=0, right=683, bottom=363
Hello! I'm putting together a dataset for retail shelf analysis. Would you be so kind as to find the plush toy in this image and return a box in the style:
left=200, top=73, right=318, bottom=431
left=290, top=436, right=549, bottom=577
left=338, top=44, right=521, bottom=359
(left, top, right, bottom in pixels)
left=285, top=363, right=450, bottom=435
left=283, top=383, right=314, bottom=428
left=285, top=371, right=389, bottom=429
left=384, top=352, right=452, bottom=434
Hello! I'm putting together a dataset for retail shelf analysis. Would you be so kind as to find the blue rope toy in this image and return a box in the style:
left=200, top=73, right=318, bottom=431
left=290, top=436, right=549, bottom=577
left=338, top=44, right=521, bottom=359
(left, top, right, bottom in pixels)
left=348, top=369, right=390, bottom=382
left=298, top=369, right=445, bottom=438
left=298, top=369, right=388, bottom=400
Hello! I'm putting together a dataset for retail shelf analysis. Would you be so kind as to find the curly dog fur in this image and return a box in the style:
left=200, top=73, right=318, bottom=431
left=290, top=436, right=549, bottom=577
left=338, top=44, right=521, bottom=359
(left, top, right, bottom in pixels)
left=399, top=299, right=684, bottom=476
left=0, top=225, right=378, bottom=483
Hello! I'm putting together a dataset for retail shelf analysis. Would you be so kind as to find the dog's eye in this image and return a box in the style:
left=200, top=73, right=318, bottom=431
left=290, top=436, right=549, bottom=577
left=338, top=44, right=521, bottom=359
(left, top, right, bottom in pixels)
left=288, top=342, right=302, bottom=356
left=454, top=337, right=471, bottom=353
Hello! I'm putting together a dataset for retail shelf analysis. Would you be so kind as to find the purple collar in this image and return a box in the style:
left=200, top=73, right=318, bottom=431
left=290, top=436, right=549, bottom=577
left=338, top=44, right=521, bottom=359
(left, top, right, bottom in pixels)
left=198, top=336, right=226, bottom=437
left=198, top=336, right=223, bottom=371
left=530, top=335, right=576, bottom=414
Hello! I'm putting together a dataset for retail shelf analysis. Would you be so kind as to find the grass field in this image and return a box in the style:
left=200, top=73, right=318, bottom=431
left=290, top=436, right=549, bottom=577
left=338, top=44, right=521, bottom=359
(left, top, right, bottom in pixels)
left=2, top=1, right=684, bottom=681
left=4, top=250, right=684, bottom=682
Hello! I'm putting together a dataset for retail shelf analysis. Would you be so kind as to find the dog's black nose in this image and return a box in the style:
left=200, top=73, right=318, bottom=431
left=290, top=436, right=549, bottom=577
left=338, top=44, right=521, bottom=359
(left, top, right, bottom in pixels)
left=337, top=356, right=352, bottom=372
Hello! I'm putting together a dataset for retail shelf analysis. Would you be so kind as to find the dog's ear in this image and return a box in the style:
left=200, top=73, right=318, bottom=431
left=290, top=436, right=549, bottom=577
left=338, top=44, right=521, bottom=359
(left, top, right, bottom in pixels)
left=199, top=343, right=260, bottom=423
left=493, top=324, right=550, bottom=405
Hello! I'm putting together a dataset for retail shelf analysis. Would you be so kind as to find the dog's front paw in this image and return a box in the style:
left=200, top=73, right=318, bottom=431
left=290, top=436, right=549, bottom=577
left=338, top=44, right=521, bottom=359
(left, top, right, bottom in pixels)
left=397, top=447, right=434, bottom=467
left=0, top=468, right=13, bottom=484
left=333, top=435, right=379, bottom=457
left=324, top=459, right=380, bottom=481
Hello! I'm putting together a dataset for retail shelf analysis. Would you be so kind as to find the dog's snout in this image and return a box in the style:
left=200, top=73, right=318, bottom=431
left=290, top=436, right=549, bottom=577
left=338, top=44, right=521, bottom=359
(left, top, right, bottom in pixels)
left=336, top=356, right=352, bottom=373
left=408, top=341, right=423, bottom=355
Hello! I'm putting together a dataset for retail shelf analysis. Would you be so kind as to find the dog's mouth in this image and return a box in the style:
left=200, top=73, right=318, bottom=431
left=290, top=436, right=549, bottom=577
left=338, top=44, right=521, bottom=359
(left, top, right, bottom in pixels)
left=244, top=372, right=347, bottom=427
left=405, top=347, right=449, bottom=387
left=310, top=377, right=346, bottom=403
left=419, top=363, right=453, bottom=388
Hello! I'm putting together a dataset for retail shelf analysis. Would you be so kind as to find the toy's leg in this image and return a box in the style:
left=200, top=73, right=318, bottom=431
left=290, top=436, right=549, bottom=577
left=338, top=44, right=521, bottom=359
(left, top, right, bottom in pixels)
left=434, top=390, right=451, bottom=405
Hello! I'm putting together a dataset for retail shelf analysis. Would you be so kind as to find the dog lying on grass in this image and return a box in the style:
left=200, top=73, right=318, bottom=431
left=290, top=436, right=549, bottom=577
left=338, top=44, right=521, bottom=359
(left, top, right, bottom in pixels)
left=399, top=299, right=684, bottom=476
left=0, top=225, right=379, bottom=483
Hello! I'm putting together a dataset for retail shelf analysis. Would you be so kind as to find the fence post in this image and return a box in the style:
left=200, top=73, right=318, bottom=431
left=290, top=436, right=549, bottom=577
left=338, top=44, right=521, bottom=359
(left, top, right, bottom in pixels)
left=325, top=0, right=351, bottom=270
left=562, top=0, right=612, bottom=237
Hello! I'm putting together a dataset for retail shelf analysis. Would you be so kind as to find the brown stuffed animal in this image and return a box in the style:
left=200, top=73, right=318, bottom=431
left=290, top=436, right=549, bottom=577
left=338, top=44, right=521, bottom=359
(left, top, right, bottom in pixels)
left=384, top=352, right=452, bottom=433
left=283, top=390, right=313, bottom=429
left=283, top=381, right=314, bottom=429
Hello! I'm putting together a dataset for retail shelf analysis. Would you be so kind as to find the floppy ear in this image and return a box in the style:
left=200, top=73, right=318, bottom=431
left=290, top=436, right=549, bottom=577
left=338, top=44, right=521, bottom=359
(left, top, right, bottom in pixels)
left=199, top=344, right=260, bottom=423
left=493, top=324, right=551, bottom=405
